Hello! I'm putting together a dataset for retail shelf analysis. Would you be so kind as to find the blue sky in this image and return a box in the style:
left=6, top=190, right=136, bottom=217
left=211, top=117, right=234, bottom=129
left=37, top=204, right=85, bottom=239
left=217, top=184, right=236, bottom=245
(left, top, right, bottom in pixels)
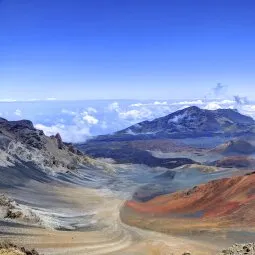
left=1, top=0, right=255, bottom=100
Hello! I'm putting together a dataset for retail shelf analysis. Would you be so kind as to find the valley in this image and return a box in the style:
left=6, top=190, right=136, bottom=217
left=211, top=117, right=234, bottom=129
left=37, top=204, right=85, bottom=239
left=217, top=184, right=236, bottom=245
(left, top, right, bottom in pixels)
left=0, top=107, right=255, bottom=255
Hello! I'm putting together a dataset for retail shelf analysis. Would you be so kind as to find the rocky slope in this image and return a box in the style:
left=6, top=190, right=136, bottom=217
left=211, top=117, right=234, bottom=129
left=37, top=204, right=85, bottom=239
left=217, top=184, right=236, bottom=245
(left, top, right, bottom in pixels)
left=0, top=117, right=89, bottom=172
left=214, top=156, right=255, bottom=168
left=213, top=139, right=255, bottom=155
left=217, top=243, right=255, bottom=255
left=120, top=172, right=255, bottom=234
left=0, top=242, right=39, bottom=255
left=0, top=194, right=50, bottom=228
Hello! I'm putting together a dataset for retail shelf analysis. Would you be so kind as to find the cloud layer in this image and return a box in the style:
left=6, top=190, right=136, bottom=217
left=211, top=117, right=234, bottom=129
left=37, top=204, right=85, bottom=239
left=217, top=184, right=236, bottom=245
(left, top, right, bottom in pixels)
left=1, top=97, right=255, bottom=143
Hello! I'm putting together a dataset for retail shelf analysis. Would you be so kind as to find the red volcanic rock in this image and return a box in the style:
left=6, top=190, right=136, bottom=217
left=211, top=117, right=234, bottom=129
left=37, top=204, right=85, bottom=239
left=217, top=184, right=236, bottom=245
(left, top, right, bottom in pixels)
left=121, top=173, right=255, bottom=232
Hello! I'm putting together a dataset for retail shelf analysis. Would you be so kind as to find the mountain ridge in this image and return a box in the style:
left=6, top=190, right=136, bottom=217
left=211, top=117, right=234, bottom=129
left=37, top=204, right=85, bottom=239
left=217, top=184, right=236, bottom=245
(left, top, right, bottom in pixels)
left=119, top=106, right=255, bottom=136
left=92, top=106, right=255, bottom=141
left=0, top=117, right=89, bottom=172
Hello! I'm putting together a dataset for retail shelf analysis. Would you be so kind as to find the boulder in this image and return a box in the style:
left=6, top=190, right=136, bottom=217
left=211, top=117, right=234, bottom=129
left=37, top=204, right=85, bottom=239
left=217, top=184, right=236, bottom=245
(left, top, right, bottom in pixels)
left=55, top=133, right=64, bottom=149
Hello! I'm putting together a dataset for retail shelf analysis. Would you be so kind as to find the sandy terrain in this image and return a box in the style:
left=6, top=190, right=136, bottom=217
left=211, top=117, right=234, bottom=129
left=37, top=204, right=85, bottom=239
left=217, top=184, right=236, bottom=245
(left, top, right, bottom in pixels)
left=0, top=182, right=219, bottom=255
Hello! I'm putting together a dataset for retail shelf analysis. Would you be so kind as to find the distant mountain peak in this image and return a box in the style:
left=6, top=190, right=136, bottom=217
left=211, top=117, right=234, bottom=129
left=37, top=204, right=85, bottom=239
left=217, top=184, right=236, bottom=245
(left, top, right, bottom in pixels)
left=112, top=106, right=255, bottom=140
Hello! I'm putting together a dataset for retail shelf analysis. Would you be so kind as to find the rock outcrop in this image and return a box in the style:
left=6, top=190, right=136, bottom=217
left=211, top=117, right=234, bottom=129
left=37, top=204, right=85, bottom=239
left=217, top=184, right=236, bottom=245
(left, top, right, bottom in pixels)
left=0, top=242, right=40, bottom=255
left=218, top=243, right=255, bottom=255
left=0, top=194, right=42, bottom=225
left=181, top=243, right=255, bottom=255
left=0, top=117, right=88, bottom=172
left=54, top=133, right=64, bottom=149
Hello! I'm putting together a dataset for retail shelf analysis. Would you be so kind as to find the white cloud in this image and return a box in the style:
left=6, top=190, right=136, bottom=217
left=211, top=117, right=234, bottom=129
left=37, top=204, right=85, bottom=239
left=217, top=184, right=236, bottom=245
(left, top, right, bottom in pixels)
left=14, top=109, right=22, bottom=116
left=204, top=102, right=222, bottom=110
left=34, top=107, right=100, bottom=143
left=87, top=107, right=97, bottom=113
left=218, top=99, right=235, bottom=104
left=177, top=105, right=191, bottom=110
left=109, top=101, right=172, bottom=123
left=240, top=104, right=255, bottom=119
left=62, top=109, right=99, bottom=125
left=0, top=98, right=17, bottom=102
left=81, top=111, right=99, bottom=125
left=35, top=123, right=65, bottom=136
left=243, top=105, right=255, bottom=111
left=171, top=100, right=204, bottom=105
left=130, top=103, right=144, bottom=107
left=153, top=101, right=168, bottom=105
left=0, top=98, right=62, bottom=103
left=119, top=108, right=153, bottom=121
left=108, top=102, right=120, bottom=111
left=35, top=123, right=91, bottom=143
left=130, top=101, right=168, bottom=107
left=61, top=109, right=76, bottom=115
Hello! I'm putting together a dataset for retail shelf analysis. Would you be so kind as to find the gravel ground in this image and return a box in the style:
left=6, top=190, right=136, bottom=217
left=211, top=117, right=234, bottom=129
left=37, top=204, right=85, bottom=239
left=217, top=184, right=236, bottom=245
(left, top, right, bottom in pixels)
left=218, top=243, right=255, bottom=255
